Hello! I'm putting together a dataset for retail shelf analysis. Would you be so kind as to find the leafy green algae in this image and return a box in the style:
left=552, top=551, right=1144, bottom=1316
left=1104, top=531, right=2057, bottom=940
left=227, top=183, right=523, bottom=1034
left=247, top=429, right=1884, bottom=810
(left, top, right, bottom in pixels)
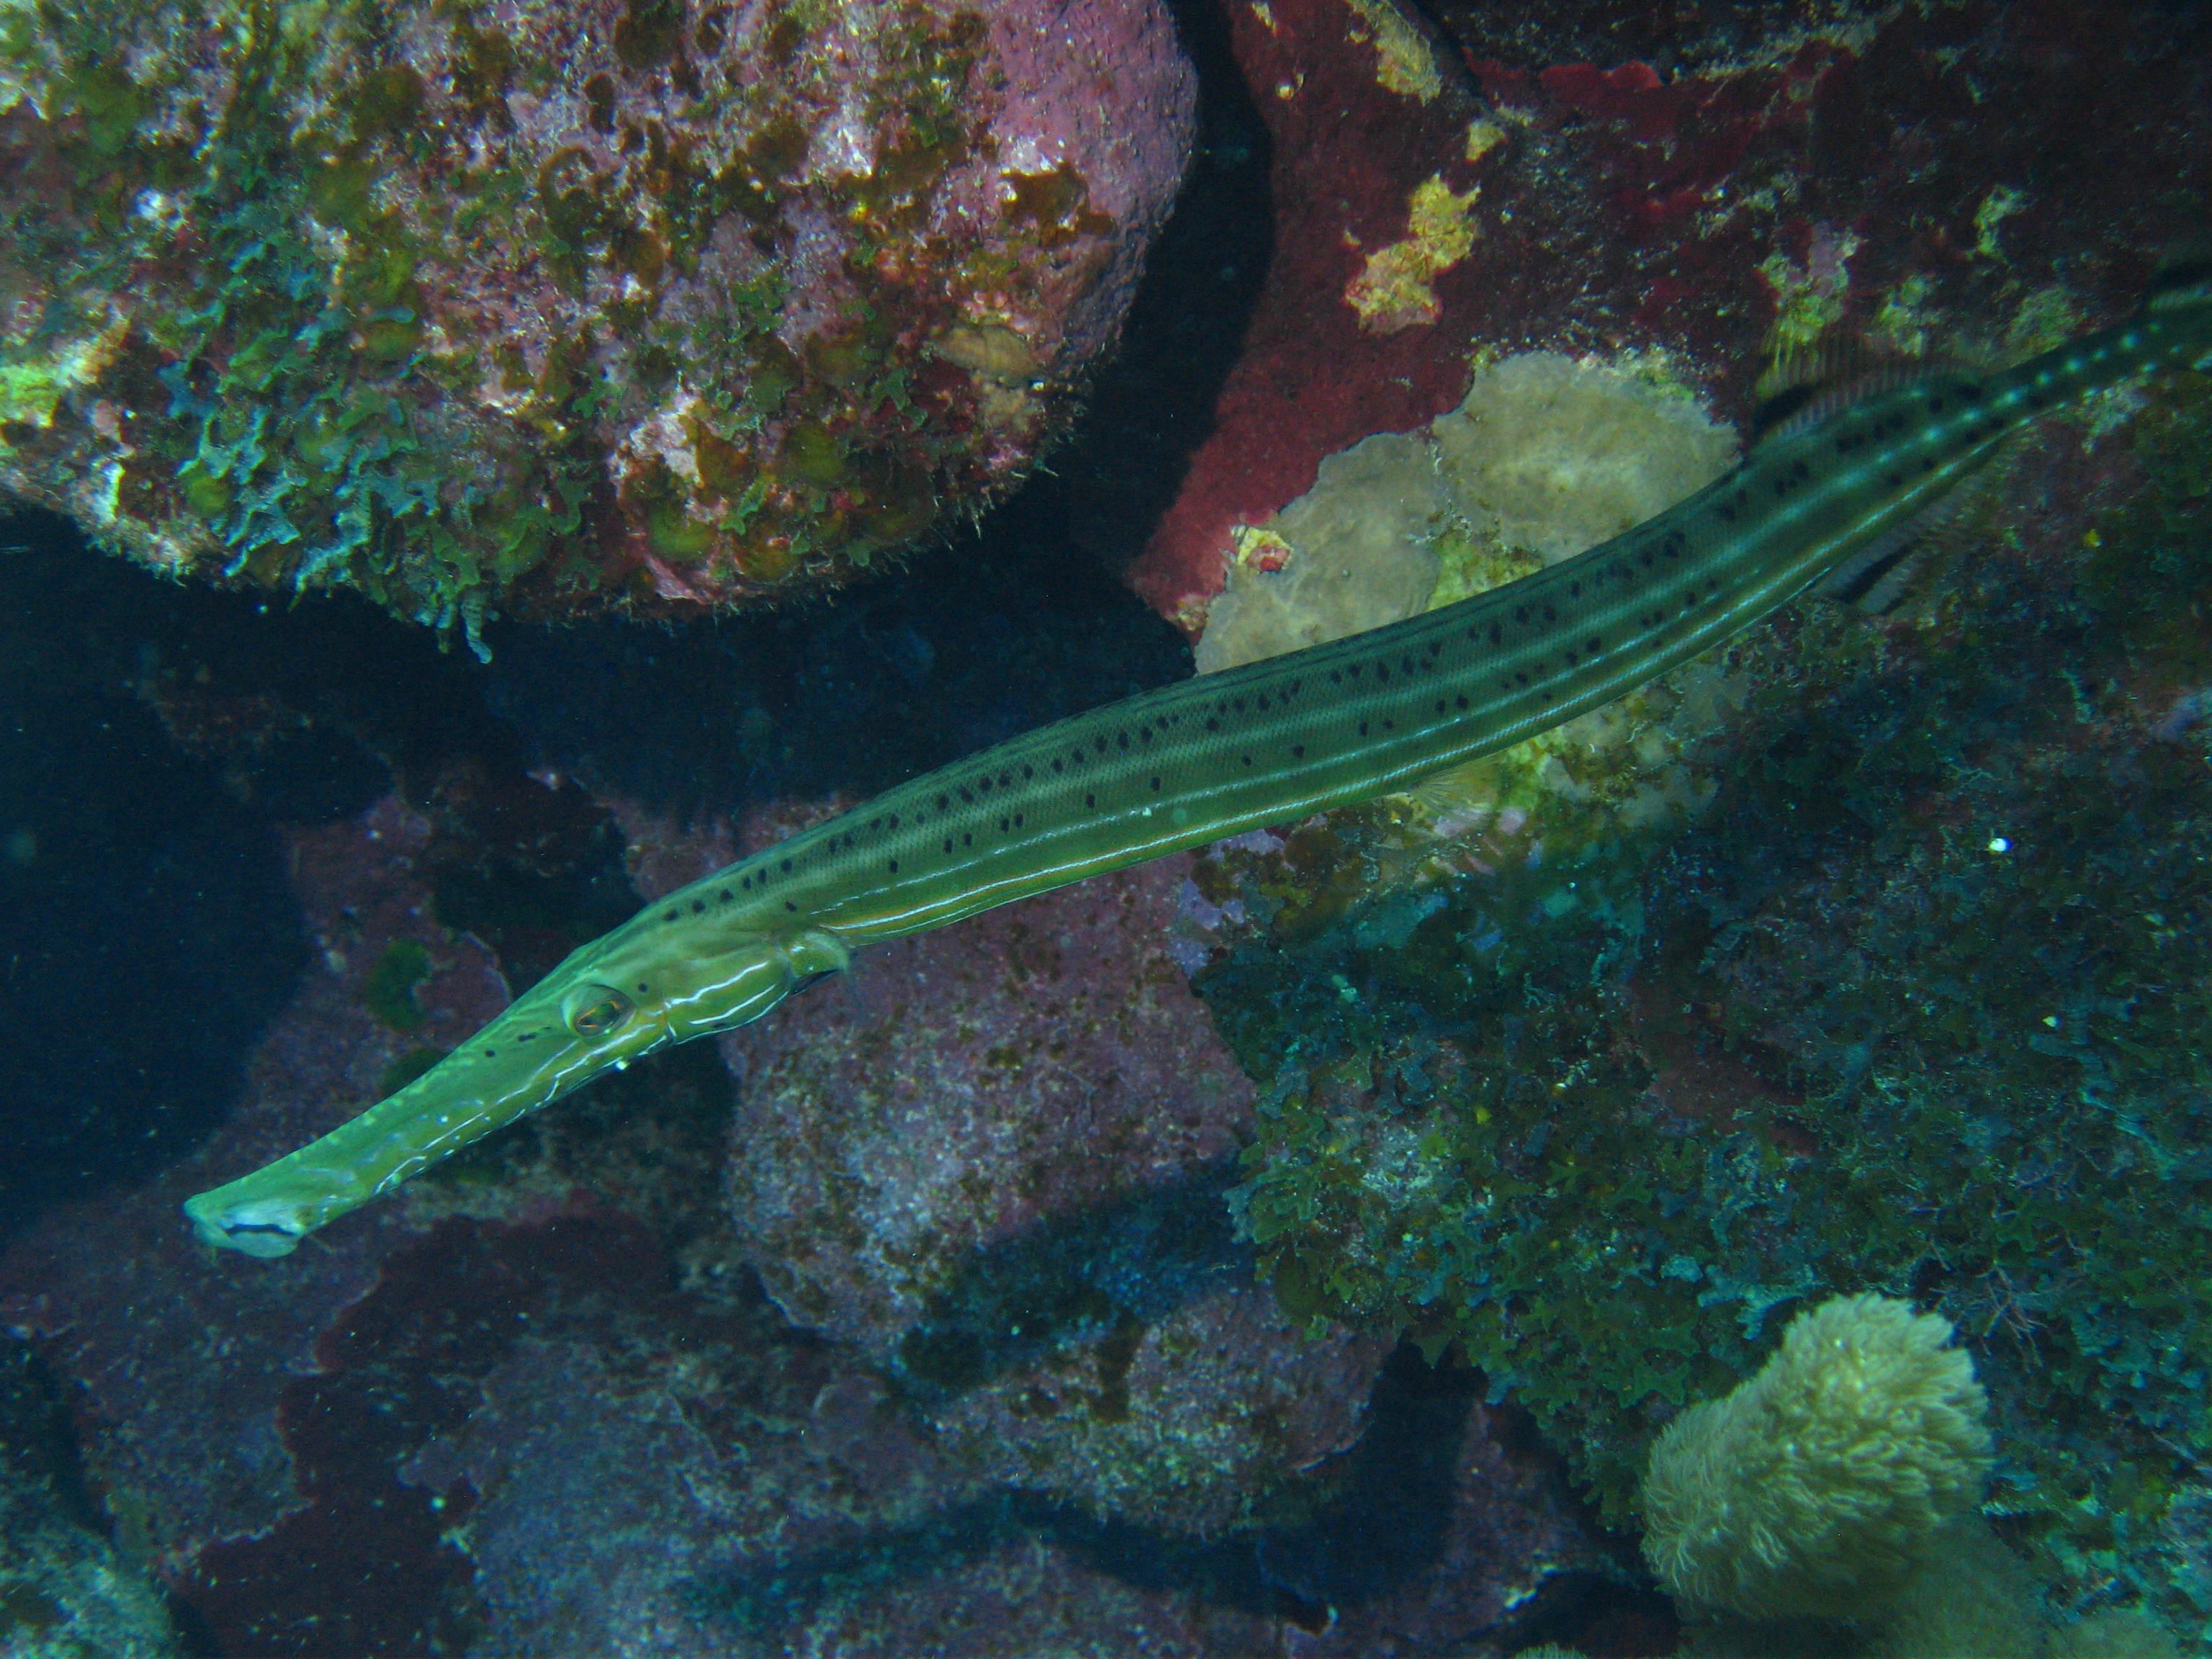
left=2, top=0, right=610, bottom=644
left=1201, top=381, right=2212, bottom=1628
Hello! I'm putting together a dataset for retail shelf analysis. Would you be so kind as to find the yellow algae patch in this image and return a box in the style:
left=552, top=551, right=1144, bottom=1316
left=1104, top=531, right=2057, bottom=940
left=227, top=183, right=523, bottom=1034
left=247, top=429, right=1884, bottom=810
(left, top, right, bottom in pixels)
left=929, top=324, right=1041, bottom=383
left=1344, top=176, right=1479, bottom=333
left=1249, top=0, right=1278, bottom=32
left=1973, top=185, right=2026, bottom=259
left=1464, top=119, right=1506, bottom=163
left=1873, top=271, right=1937, bottom=357
left=0, top=360, right=66, bottom=436
left=0, top=318, right=128, bottom=449
left=974, top=379, right=1043, bottom=433
left=1758, top=230, right=1859, bottom=356
left=1230, top=524, right=1294, bottom=572
left=2001, top=284, right=2082, bottom=358
left=1344, top=0, right=1439, bottom=102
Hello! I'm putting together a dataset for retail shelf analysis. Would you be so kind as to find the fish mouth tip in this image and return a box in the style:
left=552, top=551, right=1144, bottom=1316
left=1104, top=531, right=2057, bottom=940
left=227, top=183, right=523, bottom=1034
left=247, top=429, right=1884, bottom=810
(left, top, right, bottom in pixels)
left=183, top=1194, right=306, bottom=1258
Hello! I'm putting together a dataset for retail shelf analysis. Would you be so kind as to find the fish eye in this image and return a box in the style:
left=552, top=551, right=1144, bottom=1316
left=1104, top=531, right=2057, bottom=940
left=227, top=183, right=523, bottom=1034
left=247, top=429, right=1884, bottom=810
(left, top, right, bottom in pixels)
left=562, top=984, right=635, bottom=1037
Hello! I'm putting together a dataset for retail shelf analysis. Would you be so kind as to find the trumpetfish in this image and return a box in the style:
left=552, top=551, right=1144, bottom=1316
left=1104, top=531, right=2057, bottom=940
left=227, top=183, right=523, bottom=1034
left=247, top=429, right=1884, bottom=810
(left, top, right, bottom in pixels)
left=186, top=263, right=2212, bottom=1257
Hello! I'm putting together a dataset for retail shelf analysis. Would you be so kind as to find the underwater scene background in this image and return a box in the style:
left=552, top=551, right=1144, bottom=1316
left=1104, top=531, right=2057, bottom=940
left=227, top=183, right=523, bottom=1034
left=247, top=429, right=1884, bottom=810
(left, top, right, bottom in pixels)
left=2, top=0, right=2211, bottom=1653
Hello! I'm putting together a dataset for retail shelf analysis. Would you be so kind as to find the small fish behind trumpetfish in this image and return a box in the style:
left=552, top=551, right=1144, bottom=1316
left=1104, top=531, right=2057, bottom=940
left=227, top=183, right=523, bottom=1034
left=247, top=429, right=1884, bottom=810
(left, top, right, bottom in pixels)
left=185, top=261, right=2212, bottom=1257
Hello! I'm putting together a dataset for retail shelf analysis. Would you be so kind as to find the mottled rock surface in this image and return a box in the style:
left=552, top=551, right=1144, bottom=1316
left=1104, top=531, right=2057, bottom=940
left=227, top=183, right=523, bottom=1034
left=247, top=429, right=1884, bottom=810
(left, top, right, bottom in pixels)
left=0, top=1343, right=179, bottom=1659
left=0, top=0, right=1194, bottom=637
left=701, top=814, right=1388, bottom=1534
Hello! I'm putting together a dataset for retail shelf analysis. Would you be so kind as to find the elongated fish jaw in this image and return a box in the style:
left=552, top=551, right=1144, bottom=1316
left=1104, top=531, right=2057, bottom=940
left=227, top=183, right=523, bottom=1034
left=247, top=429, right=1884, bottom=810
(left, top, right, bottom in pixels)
left=184, top=1187, right=329, bottom=1257
left=182, top=979, right=674, bottom=1256
left=181, top=930, right=830, bottom=1255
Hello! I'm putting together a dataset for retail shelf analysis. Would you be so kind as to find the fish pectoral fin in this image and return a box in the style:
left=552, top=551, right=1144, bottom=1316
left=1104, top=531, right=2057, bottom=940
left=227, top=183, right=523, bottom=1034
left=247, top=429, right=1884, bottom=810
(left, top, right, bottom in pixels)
left=1750, top=328, right=1979, bottom=453
left=1827, top=402, right=2049, bottom=616
left=1822, top=541, right=1928, bottom=614
left=1399, top=755, right=1499, bottom=817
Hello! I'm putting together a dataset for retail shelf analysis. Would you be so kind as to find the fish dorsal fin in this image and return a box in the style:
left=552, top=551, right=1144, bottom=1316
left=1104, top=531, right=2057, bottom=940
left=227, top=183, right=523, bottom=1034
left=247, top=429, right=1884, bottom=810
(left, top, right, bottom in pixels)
left=1749, top=331, right=1958, bottom=451
left=1753, top=332, right=1870, bottom=407
left=2145, top=233, right=2212, bottom=313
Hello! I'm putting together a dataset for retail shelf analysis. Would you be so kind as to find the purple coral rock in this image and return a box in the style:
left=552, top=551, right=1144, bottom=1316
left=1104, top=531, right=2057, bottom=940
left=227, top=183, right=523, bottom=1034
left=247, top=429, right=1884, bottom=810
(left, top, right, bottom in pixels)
left=720, top=848, right=1248, bottom=1346
left=0, top=0, right=1192, bottom=635
left=709, top=824, right=1389, bottom=1532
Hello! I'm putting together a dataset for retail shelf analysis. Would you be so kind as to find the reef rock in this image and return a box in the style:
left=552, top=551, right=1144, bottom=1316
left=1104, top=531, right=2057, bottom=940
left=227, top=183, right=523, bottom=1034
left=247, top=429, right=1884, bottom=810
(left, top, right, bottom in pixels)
left=1195, top=351, right=1737, bottom=674
left=0, top=1342, right=180, bottom=1659
left=0, top=0, right=1194, bottom=639
left=713, top=805, right=1391, bottom=1536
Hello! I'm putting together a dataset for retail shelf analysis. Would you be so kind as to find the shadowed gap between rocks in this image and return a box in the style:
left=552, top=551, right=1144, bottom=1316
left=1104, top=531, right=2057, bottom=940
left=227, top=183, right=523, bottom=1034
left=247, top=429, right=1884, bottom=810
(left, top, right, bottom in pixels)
left=887, top=1155, right=1253, bottom=1402
left=688, top=1341, right=1480, bottom=1635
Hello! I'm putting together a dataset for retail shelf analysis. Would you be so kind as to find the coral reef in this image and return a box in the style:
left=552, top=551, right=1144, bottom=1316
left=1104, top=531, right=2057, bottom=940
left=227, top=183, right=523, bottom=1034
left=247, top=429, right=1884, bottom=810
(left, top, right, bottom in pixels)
left=0, top=496, right=1625, bottom=1653
left=1110, top=0, right=2212, bottom=1635
left=1194, top=428, right=1451, bottom=674
left=0, top=0, right=1194, bottom=638
left=4, top=0, right=2212, bottom=1650
left=1190, top=350, right=2212, bottom=1634
left=1638, top=1295, right=2197, bottom=1659
left=1130, top=0, right=1501, bottom=629
left=1640, top=1294, right=1991, bottom=1622
left=1195, top=349, right=1736, bottom=675
left=1130, top=0, right=2212, bottom=632
left=0, top=772, right=1619, bottom=1654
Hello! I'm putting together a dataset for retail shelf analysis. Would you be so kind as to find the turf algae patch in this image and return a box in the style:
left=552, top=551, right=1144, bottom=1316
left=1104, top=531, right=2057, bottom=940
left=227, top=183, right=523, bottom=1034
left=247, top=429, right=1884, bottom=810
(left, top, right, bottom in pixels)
left=0, top=0, right=1193, bottom=633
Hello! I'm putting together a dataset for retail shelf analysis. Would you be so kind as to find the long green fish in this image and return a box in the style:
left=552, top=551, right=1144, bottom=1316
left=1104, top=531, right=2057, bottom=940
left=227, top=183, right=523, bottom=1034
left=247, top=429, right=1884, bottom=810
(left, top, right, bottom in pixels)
left=187, top=267, right=2212, bottom=1256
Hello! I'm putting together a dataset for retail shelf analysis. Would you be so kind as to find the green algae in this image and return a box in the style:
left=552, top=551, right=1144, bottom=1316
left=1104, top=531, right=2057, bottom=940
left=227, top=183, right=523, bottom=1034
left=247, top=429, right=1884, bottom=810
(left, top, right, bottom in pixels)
left=1200, top=381, right=2212, bottom=1628
left=361, top=938, right=433, bottom=1032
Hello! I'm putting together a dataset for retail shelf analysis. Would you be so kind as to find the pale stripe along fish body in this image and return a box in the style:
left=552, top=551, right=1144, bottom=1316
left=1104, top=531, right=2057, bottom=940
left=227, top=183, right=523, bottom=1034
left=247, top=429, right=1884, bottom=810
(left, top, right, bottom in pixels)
left=186, top=269, right=2212, bottom=1256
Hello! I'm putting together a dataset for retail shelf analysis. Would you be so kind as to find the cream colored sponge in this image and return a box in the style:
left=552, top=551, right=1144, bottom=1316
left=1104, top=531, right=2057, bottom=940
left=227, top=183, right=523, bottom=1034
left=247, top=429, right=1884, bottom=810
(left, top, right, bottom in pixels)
left=1641, top=1292, right=1992, bottom=1621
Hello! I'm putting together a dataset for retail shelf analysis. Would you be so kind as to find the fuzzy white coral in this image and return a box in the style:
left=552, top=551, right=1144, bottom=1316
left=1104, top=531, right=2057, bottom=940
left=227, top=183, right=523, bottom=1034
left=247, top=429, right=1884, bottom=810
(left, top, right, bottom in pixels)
left=1640, top=1292, right=1992, bottom=1622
